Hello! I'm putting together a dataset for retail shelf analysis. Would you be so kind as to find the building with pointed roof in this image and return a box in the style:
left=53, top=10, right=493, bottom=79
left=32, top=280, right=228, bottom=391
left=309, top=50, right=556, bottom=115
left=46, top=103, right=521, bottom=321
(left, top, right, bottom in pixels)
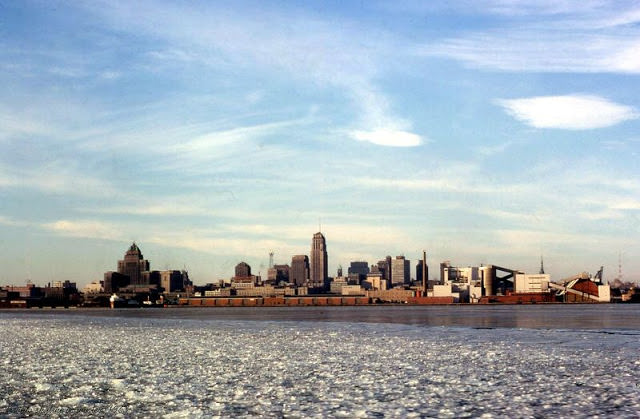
left=117, top=242, right=150, bottom=286
left=310, top=232, right=328, bottom=287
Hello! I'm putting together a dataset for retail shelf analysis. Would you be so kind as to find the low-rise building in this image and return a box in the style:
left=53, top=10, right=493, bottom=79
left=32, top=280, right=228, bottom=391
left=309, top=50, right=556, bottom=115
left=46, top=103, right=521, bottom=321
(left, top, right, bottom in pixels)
left=515, top=273, right=550, bottom=293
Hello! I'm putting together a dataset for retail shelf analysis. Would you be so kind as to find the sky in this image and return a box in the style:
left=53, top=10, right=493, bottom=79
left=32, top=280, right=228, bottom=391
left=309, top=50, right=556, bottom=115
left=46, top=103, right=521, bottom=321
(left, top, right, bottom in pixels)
left=1, top=0, right=639, bottom=287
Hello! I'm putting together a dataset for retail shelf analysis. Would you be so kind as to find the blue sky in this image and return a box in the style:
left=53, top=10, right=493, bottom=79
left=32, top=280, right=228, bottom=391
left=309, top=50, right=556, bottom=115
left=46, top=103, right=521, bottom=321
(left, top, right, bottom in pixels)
left=1, top=0, right=639, bottom=287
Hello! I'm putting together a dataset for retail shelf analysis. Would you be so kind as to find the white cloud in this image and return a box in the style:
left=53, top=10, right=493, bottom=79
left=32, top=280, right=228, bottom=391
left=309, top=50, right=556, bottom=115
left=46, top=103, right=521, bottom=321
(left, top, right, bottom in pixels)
left=171, top=119, right=302, bottom=156
left=0, top=215, right=29, bottom=227
left=612, top=200, right=640, bottom=210
left=0, top=164, right=117, bottom=197
left=81, top=204, right=214, bottom=217
left=421, top=3, right=640, bottom=74
left=350, top=129, right=423, bottom=147
left=497, top=95, right=638, bottom=129
left=354, top=176, right=463, bottom=191
left=476, top=141, right=513, bottom=156
left=431, top=33, right=640, bottom=73
left=84, top=2, right=423, bottom=148
left=42, top=220, right=124, bottom=241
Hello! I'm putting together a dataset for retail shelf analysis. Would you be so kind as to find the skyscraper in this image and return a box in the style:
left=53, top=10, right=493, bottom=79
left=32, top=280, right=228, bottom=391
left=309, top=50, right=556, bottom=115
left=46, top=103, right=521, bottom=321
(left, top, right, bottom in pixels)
left=291, top=255, right=310, bottom=286
left=117, top=242, right=150, bottom=286
left=416, top=256, right=429, bottom=289
left=391, top=256, right=410, bottom=286
left=348, top=261, right=369, bottom=283
left=310, top=232, right=328, bottom=286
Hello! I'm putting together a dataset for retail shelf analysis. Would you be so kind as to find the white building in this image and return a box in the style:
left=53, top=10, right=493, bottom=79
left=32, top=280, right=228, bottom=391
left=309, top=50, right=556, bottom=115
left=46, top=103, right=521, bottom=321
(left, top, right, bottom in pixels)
left=82, top=281, right=102, bottom=294
left=514, top=273, right=550, bottom=293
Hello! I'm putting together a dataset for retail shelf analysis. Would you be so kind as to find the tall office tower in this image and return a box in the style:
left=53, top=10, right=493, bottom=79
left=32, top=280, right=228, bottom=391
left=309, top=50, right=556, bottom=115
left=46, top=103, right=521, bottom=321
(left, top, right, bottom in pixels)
left=416, top=260, right=422, bottom=283
left=385, top=256, right=392, bottom=282
left=160, top=270, right=184, bottom=293
left=235, top=262, right=251, bottom=278
left=391, top=256, right=410, bottom=286
left=291, top=255, right=310, bottom=286
left=310, top=232, right=328, bottom=286
left=416, top=260, right=426, bottom=284
left=348, top=261, right=370, bottom=277
left=117, top=242, right=150, bottom=286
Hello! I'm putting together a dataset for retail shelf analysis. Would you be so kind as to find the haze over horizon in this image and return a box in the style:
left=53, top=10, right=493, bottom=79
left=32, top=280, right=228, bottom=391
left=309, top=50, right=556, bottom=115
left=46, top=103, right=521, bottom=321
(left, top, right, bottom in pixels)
left=1, top=1, right=639, bottom=287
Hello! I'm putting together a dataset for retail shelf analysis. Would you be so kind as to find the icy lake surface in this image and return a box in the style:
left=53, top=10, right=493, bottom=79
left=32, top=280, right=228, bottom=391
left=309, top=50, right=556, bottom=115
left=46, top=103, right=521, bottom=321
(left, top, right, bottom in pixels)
left=1, top=308, right=640, bottom=417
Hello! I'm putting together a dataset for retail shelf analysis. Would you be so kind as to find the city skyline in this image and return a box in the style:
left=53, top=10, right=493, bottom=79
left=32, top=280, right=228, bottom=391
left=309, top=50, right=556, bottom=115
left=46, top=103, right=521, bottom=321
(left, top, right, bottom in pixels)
left=1, top=1, right=639, bottom=287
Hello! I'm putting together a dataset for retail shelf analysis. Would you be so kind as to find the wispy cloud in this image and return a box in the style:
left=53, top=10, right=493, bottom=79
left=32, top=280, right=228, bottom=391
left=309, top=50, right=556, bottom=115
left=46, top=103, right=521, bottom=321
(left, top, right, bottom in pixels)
left=419, top=3, right=640, bottom=74
left=42, top=220, right=124, bottom=241
left=82, top=1, right=424, bottom=147
left=80, top=203, right=214, bottom=217
left=350, top=129, right=423, bottom=147
left=354, top=176, right=465, bottom=191
left=170, top=119, right=305, bottom=158
left=426, top=32, right=640, bottom=73
left=497, top=95, right=638, bottom=129
left=0, top=215, right=30, bottom=228
left=0, top=163, right=117, bottom=197
left=476, top=140, right=514, bottom=156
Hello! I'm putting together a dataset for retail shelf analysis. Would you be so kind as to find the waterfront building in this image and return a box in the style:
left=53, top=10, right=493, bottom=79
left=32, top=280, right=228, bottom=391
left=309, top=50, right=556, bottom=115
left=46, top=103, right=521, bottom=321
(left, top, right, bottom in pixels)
left=375, top=257, right=392, bottom=283
left=514, top=273, right=550, bottom=293
left=52, top=280, right=76, bottom=289
left=142, top=271, right=161, bottom=287
left=103, top=271, right=129, bottom=293
left=235, top=262, right=251, bottom=278
left=160, top=270, right=184, bottom=293
left=267, top=264, right=290, bottom=284
left=117, top=243, right=150, bottom=286
left=330, top=276, right=348, bottom=294
left=82, top=281, right=103, bottom=294
left=391, top=256, right=410, bottom=286
left=291, top=255, right=310, bottom=286
left=363, top=272, right=386, bottom=291
left=348, top=261, right=369, bottom=282
left=310, top=232, right=328, bottom=286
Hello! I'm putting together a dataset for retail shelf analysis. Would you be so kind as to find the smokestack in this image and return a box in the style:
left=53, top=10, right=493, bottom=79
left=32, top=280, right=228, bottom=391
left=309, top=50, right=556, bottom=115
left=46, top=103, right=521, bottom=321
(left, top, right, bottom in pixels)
left=422, top=250, right=427, bottom=295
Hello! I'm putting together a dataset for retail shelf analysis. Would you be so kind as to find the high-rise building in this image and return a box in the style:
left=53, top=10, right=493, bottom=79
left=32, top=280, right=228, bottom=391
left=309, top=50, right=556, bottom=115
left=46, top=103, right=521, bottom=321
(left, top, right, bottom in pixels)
left=348, top=261, right=370, bottom=278
left=117, top=243, right=150, bottom=286
left=235, top=262, right=251, bottom=278
left=160, top=270, right=184, bottom=293
left=103, top=271, right=129, bottom=293
left=291, top=255, right=310, bottom=286
left=267, top=264, right=290, bottom=284
left=391, top=256, right=410, bottom=286
left=310, top=232, right=328, bottom=286
left=416, top=260, right=429, bottom=285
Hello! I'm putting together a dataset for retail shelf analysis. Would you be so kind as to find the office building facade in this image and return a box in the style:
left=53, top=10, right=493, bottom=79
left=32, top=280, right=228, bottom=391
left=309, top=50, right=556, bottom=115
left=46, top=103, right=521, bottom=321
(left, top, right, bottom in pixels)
left=310, top=232, right=328, bottom=286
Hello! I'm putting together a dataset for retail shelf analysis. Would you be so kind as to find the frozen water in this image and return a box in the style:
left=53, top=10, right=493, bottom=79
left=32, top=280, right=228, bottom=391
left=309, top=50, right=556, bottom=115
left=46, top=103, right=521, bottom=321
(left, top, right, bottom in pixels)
left=0, top=311, right=639, bottom=417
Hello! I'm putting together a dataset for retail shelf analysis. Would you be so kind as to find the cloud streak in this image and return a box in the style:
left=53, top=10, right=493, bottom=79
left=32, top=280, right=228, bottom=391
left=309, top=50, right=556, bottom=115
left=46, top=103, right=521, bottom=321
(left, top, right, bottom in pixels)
left=420, top=3, right=640, bottom=74
left=350, top=129, right=423, bottom=147
left=83, top=1, right=424, bottom=147
left=42, top=220, right=124, bottom=241
left=497, top=95, right=638, bottom=129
